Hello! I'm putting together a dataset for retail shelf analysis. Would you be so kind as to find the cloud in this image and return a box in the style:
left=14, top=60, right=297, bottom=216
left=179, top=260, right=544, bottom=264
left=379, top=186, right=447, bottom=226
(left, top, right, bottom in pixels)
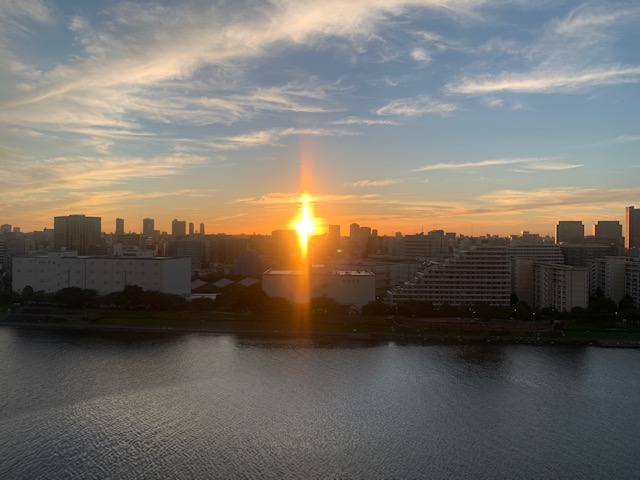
left=476, top=187, right=640, bottom=212
left=375, top=95, right=457, bottom=117
left=0, top=0, right=53, bottom=25
left=449, top=66, right=640, bottom=94
left=410, top=47, right=431, bottom=64
left=521, top=162, right=582, bottom=171
left=447, top=3, right=640, bottom=96
left=412, top=157, right=580, bottom=173
left=332, top=116, right=399, bottom=126
left=412, top=158, right=534, bottom=172
left=343, top=179, right=402, bottom=187
left=615, top=134, right=640, bottom=143
left=232, top=192, right=379, bottom=206
left=0, top=154, right=205, bottom=198
left=219, top=127, right=359, bottom=149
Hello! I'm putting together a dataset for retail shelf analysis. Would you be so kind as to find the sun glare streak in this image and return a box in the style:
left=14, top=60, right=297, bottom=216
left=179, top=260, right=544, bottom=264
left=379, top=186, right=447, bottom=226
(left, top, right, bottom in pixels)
left=294, top=193, right=317, bottom=259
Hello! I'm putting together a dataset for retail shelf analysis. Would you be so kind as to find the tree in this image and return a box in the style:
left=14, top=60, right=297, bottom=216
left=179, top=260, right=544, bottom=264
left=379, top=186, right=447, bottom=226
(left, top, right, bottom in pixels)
left=361, top=300, right=389, bottom=316
left=619, top=294, right=636, bottom=311
left=54, top=287, right=98, bottom=308
left=510, top=292, right=519, bottom=308
left=588, top=288, right=617, bottom=314
left=21, top=285, right=35, bottom=303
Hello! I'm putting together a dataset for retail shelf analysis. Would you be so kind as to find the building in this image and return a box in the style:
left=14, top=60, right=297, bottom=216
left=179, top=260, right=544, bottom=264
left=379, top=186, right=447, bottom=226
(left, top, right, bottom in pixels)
left=588, top=256, right=640, bottom=308
left=559, top=244, right=620, bottom=267
left=189, top=222, right=195, bottom=236
left=556, top=221, right=584, bottom=244
left=53, top=214, right=101, bottom=255
left=508, top=243, right=565, bottom=305
left=533, top=263, right=588, bottom=311
left=402, top=230, right=449, bottom=258
left=115, top=218, right=125, bottom=235
left=174, top=238, right=205, bottom=272
left=332, top=259, right=423, bottom=298
left=143, top=218, right=155, bottom=236
left=588, top=256, right=630, bottom=304
left=13, top=251, right=191, bottom=296
left=388, top=245, right=511, bottom=307
left=626, top=206, right=640, bottom=249
left=593, top=220, right=623, bottom=245
left=172, top=219, right=187, bottom=238
left=627, top=260, right=640, bottom=308
left=262, top=268, right=375, bottom=308
left=200, top=223, right=205, bottom=235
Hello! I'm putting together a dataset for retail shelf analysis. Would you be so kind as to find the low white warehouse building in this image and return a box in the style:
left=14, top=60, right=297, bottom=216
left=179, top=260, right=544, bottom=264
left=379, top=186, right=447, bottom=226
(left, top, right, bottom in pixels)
left=262, top=268, right=375, bottom=308
left=13, top=251, right=191, bottom=296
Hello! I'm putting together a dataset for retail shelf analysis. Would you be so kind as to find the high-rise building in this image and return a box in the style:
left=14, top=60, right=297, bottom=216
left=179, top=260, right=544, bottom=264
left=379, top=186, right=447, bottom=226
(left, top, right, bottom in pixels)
left=626, top=206, right=640, bottom=249
left=328, top=225, right=340, bottom=239
left=189, top=222, right=195, bottom=236
left=349, top=223, right=360, bottom=239
left=200, top=223, right=205, bottom=235
left=115, top=218, right=125, bottom=235
left=143, top=218, right=155, bottom=236
left=556, top=221, right=584, bottom=244
left=172, top=219, right=187, bottom=238
left=593, top=220, right=623, bottom=245
left=53, top=214, right=101, bottom=255
left=0, top=224, right=11, bottom=235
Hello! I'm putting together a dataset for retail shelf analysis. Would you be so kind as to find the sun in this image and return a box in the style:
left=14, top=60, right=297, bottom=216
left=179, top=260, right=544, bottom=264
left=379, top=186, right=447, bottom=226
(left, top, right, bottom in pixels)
left=293, top=193, right=317, bottom=259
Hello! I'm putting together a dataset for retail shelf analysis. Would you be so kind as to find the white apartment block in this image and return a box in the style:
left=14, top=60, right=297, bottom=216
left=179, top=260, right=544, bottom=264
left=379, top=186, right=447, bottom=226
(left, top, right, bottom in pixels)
left=262, top=268, right=375, bottom=308
left=627, top=260, right=640, bottom=308
left=13, top=251, right=191, bottom=295
left=509, top=244, right=565, bottom=305
left=588, top=256, right=640, bottom=308
left=533, top=263, right=588, bottom=311
left=388, top=245, right=511, bottom=307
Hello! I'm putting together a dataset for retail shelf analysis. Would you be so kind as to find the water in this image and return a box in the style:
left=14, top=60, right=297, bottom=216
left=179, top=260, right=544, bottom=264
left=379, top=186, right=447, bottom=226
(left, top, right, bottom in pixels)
left=1, top=326, right=639, bottom=479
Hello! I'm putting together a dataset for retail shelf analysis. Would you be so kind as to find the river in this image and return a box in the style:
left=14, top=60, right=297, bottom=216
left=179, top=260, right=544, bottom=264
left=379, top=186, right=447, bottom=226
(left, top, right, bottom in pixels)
left=1, top=326, right=639, bottom=479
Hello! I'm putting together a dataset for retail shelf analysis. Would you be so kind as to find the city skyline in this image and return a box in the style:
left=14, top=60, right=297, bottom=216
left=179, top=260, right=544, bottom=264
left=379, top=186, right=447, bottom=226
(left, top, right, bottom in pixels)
left=2, top=1, right=640, bottom=235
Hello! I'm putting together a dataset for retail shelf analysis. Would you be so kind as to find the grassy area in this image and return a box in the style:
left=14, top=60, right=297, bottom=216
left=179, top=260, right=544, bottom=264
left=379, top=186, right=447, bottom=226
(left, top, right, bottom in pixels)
left=3, top=307, right=640, bottom=344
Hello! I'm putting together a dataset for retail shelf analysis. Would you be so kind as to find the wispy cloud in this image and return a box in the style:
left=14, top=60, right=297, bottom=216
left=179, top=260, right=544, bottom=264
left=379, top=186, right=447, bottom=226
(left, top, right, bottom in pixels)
left=449, top=66, right=640, bottom=94
left=220, top=127, right=359, bottom=149
left=615, top=134, right=640, bottom=143
left=412, top=158, right=535, bottom=172
left=343, top=179, right=403, bottom=187
left=448, top=3, right=640, bottom=96
left=476, top=187, right=640, bottom=212
left=375, top=95, right=457, bottom=117
left=332, top=116, right=399, bottom=126
left=412, top=157, right=580, bottom=173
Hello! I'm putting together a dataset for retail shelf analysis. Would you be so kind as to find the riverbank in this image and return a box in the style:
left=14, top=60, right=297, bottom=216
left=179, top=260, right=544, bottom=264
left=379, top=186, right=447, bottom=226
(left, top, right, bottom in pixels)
left=2, top=306, right=640, bottom=347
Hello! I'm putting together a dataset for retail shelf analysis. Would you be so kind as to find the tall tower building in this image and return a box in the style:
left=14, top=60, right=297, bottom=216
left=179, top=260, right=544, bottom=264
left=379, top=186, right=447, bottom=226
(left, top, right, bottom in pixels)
left=593, top=220, right=623, bottom=245
left=143, top=218, right=155, bottom=236
left=626, top=206, right=640, bottom=249
left=115, top=218, right=125, bottom=235
left=556, top=221, right=584, bottom=244
left=172, top=219, right=187, bottom=238
left=54, top=214, right=101, bottom=255
left=189, top=222, right=195, bottom=236
left=200, top=223, right=205, bottom=235
left=328, top=225, right=340, bottom=239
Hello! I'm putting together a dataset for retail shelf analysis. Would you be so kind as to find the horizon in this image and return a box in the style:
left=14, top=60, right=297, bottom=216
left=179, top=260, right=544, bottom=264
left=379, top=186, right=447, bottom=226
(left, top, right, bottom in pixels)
left=2, top=1, right=639, bottom=236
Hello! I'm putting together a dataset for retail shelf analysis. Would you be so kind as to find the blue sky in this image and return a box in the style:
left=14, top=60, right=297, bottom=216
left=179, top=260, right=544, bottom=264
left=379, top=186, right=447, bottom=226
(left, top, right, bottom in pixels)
left=1, top=0, right=639, bottom=236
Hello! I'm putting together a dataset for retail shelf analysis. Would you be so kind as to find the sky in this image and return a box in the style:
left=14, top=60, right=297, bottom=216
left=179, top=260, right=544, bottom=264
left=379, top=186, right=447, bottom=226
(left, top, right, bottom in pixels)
left=1, top=0, right=639, bottom=237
